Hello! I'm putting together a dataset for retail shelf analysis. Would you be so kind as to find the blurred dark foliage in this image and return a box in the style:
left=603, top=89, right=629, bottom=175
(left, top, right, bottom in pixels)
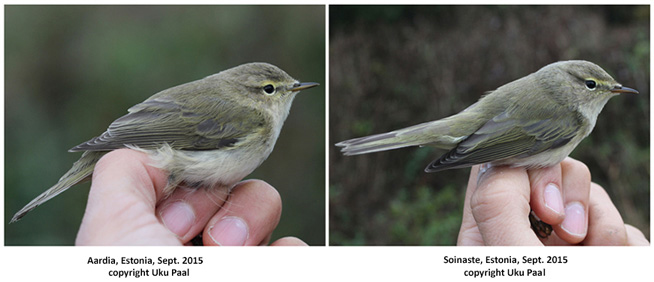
left=5, top=5, right=325, bottom=245
left=330, top=5, right=649, bottom=245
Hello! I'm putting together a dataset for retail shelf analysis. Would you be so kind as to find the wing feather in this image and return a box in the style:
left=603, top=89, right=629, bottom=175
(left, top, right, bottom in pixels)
left=425, top=109, right=581, bottom=172
left=70, top=94, right=263, bottom=152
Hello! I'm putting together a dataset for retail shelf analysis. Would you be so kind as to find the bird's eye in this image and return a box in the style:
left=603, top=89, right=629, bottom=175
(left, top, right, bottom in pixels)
left=585, top=80, right=597, bottom=90
left=263, top=84, right=276, bottom=95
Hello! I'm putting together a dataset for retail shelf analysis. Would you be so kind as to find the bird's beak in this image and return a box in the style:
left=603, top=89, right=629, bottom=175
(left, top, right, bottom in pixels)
left=290, top=82, right=319, bottom=92
left=611, top=85, right=639, bottom=94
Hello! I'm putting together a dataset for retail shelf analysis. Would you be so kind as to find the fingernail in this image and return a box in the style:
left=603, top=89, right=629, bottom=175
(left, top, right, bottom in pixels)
left=543, top=183, right=564, bottom=215
left=477, top=163, right=493, bottom=182
left=160, top=201, right=195, bottom=237
left=208, top=216, right=249, bottom=246
left=561, top=202, right=587, bottom=236
left=479, top=163, right=491, bottom=174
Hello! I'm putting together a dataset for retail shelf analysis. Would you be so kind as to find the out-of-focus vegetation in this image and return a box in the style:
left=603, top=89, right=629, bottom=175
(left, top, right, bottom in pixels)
left=330, top=5, right=649, bottom=245
left=5, top=5, right=325, bottom=245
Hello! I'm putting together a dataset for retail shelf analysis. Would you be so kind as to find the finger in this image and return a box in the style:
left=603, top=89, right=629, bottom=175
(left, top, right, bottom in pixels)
left=527, top=164, right=565, bottom=226
left=457, top=165, right=484, bottom=246
left=77, top=149, right=176, bottom=245
left=625, top=224, right=650, bottom=246
left=203, top=180, right=282, bottom=246
left=584, top=183, right=628, bottom=245
left=156, top=185, right=229, bottom=243
left=470, top=165, right=542, bottom=245
left=555, top=158, right=591, bottom=243
left=270, top=236, right=309, bottom=246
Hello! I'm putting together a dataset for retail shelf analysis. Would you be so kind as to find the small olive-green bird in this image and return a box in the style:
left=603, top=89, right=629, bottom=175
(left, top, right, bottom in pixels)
left=11, top=62, right=318, bottom=223
left=337, top=60, right=637, bottom=171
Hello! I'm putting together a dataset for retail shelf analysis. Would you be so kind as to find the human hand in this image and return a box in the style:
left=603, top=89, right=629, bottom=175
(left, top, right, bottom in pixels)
left=457, top=157, right=648, bottom=246
left=75, top=149, right=307, bottom=246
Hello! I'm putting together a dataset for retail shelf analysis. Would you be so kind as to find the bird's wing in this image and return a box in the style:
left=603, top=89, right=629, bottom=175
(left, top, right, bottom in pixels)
left=69, top=95, right=264, bottom=151
left=425, top=109, right=582, bottom=172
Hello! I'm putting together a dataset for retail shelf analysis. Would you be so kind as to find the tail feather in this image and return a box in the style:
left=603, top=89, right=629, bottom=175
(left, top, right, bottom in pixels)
left=336, top=119, right=463, bottom=155
left=10, top=151, right=106, bottom=223
left=335, top=130, right=410, bottom=155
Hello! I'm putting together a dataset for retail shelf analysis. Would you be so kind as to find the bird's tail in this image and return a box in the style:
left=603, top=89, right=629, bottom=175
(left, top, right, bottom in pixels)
left=10, top=151, right=106, bottom=223
left=336, top=118, right=464, bottom=155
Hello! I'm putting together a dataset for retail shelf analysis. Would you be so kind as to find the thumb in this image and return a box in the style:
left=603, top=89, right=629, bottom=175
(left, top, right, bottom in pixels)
left=76, top=149, right=174, bottom=245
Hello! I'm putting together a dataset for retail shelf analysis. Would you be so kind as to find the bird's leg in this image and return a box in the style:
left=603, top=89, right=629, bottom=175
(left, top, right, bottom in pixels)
left=529, top=210, right=552, bottom=238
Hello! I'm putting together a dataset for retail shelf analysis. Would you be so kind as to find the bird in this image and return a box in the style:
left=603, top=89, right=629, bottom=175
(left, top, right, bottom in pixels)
left=337, top=60, right=637, bottom=173
left=11, top=62, right=318, bottom=223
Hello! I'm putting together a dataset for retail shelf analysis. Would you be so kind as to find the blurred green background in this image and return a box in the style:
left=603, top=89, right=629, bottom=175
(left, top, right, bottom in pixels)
left=330, top=5, right=649, bottom=245
left=5, top=5, right=325, bottom=245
